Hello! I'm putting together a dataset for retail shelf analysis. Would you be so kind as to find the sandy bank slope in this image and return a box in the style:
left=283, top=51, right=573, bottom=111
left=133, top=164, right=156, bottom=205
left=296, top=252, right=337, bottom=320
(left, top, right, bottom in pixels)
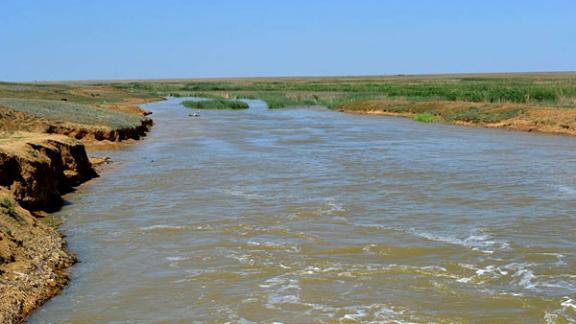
left=339, top=100, right=576, bottom=136
left=0, top=133, right=97, bottom=323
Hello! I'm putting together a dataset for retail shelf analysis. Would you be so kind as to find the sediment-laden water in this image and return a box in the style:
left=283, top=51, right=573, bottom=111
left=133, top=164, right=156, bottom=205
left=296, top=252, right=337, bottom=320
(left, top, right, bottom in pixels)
left=30, top=98, right=576, bottom=322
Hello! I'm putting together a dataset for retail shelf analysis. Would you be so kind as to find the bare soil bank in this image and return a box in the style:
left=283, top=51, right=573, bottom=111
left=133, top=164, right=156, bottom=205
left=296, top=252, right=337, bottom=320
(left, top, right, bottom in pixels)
left=0, top=102, right=153, bottom=145
left=0, top=133, right=98, bottom=323
left=0, top=83, right=157, bottom=322
left=339, top=100, right=576, bottom=136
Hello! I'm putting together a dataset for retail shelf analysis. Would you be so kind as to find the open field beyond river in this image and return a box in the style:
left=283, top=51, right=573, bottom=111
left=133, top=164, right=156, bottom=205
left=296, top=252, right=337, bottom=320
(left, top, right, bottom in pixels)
left=105, top=72, right=576, bottom=136
left=28, top=98, right=576, bottom=322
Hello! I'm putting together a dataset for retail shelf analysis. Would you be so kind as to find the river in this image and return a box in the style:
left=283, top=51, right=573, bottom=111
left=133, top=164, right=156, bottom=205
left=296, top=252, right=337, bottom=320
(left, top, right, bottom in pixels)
left=30, top=98, right=576, bottom=323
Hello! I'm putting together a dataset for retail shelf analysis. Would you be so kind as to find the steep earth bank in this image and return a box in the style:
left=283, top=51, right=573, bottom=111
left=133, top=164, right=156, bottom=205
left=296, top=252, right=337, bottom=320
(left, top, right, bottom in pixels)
left=0, top=133, right=100, bottom=323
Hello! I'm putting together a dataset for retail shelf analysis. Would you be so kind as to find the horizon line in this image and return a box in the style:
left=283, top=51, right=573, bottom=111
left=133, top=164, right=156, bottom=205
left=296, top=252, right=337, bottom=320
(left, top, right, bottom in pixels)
left=4, top=70, right=576, bottom=84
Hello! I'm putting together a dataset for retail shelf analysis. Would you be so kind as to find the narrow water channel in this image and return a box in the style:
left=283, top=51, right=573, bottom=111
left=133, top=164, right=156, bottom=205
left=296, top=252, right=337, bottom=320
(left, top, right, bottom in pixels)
left=30, top=98, right=576, bottom=322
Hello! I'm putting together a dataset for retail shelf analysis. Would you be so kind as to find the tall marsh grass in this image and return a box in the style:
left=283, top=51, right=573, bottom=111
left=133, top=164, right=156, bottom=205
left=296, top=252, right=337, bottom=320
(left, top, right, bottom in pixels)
left=181, top=99, right=249, bottom=110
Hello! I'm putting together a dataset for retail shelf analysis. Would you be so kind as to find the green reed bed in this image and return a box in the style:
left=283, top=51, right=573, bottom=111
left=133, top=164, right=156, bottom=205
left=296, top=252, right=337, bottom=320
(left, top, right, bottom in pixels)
left=115, top=75, right=576, bottom=110
left=181, top=99, right=249, bottom=110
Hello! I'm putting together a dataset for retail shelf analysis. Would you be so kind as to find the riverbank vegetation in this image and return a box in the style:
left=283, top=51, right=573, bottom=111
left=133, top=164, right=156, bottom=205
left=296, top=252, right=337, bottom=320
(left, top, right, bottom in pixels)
left=413, top=112, right=436, bottom=123
left=0, top=98, right=145, bottom=130
left=112, top=73, right=576, bottom=106
left=182, top=99, right=249, bottom=110
left=110, top=73, right=576, bottom=135
left=0, top=82, right=157, bottom=141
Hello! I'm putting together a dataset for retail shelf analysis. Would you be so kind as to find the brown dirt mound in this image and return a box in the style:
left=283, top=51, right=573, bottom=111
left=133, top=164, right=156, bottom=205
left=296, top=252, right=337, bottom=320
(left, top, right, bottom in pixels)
left=0, top=133, right=97, bottom=323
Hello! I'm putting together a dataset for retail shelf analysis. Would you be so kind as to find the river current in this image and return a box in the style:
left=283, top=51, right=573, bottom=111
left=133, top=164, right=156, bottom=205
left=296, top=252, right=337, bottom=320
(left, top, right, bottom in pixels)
left=30, top=98, right=576, bottom=323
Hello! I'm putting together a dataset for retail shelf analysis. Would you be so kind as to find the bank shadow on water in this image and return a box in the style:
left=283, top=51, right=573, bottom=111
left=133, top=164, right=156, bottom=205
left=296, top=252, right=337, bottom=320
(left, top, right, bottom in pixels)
left=29, top=98, right=576, bottom=323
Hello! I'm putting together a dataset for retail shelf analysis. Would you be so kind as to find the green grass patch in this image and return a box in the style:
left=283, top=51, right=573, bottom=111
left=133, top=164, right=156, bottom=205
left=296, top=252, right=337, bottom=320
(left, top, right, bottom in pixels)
left=448, top=107, right=523, bottom=123
left=182, top=99, right=249, bottom=110
left=413, top=112, right=436, bottom=123
left=235, top=93, right=318, bottom=109
left=110, top=74, right=576, bottom=109
left=0, top=197, right=20, bottom=222
left=0, top=98, right=145, bottom=130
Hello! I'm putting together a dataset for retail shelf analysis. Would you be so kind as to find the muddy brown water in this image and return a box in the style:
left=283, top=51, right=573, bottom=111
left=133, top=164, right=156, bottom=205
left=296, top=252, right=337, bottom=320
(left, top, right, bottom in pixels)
left=30, top=98, right=576, bottom=323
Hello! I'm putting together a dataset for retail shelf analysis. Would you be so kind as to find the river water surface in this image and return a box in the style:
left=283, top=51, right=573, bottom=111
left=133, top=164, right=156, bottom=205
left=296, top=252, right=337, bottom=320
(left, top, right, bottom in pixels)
left=31, top=98, right=576, bottom=323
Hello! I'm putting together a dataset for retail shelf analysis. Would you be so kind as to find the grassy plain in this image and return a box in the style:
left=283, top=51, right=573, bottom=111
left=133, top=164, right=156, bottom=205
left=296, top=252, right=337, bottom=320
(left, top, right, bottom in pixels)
left=109, top=72, right=576, bottom=135
left=1, top=72, right=576, bottom=135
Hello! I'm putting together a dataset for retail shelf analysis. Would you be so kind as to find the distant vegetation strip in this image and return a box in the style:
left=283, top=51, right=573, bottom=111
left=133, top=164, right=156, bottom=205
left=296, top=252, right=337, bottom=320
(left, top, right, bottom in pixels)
left=182, top=99, right=249, bottom=110
left=114, top=75, right=576, bottom=108
left=100, top=73, right=576, bottom=135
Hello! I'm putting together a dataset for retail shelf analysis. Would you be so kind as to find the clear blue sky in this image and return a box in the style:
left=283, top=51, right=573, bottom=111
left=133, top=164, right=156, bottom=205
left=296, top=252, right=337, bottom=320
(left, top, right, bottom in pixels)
left=1, top=0, right=574, bottom=81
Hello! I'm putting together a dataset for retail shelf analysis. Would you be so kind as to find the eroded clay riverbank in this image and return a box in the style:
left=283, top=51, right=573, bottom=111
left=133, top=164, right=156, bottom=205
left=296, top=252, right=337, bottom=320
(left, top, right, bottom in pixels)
left=0, top=101, right=154, bottom=323
left=0, top=133, right=96, bottom=323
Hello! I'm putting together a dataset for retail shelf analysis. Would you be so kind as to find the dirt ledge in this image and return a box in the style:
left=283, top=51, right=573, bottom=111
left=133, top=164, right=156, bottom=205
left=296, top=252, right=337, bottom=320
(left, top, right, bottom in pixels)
left=0, top=133, right=97, bottom=323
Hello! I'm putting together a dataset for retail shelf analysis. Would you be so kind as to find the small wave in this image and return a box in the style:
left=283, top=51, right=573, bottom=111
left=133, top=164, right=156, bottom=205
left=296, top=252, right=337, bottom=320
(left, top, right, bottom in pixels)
left=284, top=199, right=346, bottom=220
left=258, top=270, right=420, bottom=322
left=455, top=262, right=576, bottom=296
left=556, top=184, right=576, bottom=195
left=535, top=252, right=567, bottom=266
left=352, top=224, right=509, bottom=254
left=245, top=240, right=300, bottom=253
left=139, top=224, right=187, bottom=232
left=512, top=267, right=537, bottom=290
left=545, top=297, right=576, bottom=323
left=222, top=189, right=265, bottom=199
left=166, top=256, right=185, bottom=262
left=405, top=228, right=510, bottom=254
left=455, top=262, right=536, bottom=290
left=320, top=201, right=346, bottom=215
left=260, top=275, right=302, bottom=309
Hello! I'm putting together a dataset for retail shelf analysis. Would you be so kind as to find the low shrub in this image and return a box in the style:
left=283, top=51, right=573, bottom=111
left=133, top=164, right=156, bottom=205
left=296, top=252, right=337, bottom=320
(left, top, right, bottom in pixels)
left=413, top=112, right=436, bottom=123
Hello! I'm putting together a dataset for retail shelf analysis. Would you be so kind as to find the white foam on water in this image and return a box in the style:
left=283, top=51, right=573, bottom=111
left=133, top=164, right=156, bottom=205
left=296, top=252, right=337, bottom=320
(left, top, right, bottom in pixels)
left=254, top=264, right=447, bottom=322
left=329, top=215, right=350, bottom=224
left=227, top=253, right=256, bottom=265
left=353, top=223, right=509, bottom=254
left=505, top=263, right=576, bottom=293
left=259, top=275, right=302, bottom=309
left=166, top=256, right=185, bottom=262
left=310, top=303, right=415, bottom=323
left=246, top=239, right=300, bottom=253
left=552, top=184, right=576, bottom=199
left=455, top=261, right=576, bottom=298
left=139, top=224, right=186, bottom=232
left=561, top=298, right=576, bottom=311
left=342, top=308, right=367, bottom=321
left=545, top=297, right=576, bottom=323
left=455, top=263, right=511, bottom=285
left=406, top=228, right=509, bottom=254
left=512, top=268, right=537, bottom=290
left=536, top=252, right=567, bottom=266
left=222, top=188, right=265, bottom=200
left=321, top=201, right=346, bottom=214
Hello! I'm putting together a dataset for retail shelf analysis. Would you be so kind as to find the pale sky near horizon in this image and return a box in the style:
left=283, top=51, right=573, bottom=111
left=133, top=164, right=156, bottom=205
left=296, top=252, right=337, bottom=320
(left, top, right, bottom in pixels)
left=1, top=0, right=574, bottom=81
